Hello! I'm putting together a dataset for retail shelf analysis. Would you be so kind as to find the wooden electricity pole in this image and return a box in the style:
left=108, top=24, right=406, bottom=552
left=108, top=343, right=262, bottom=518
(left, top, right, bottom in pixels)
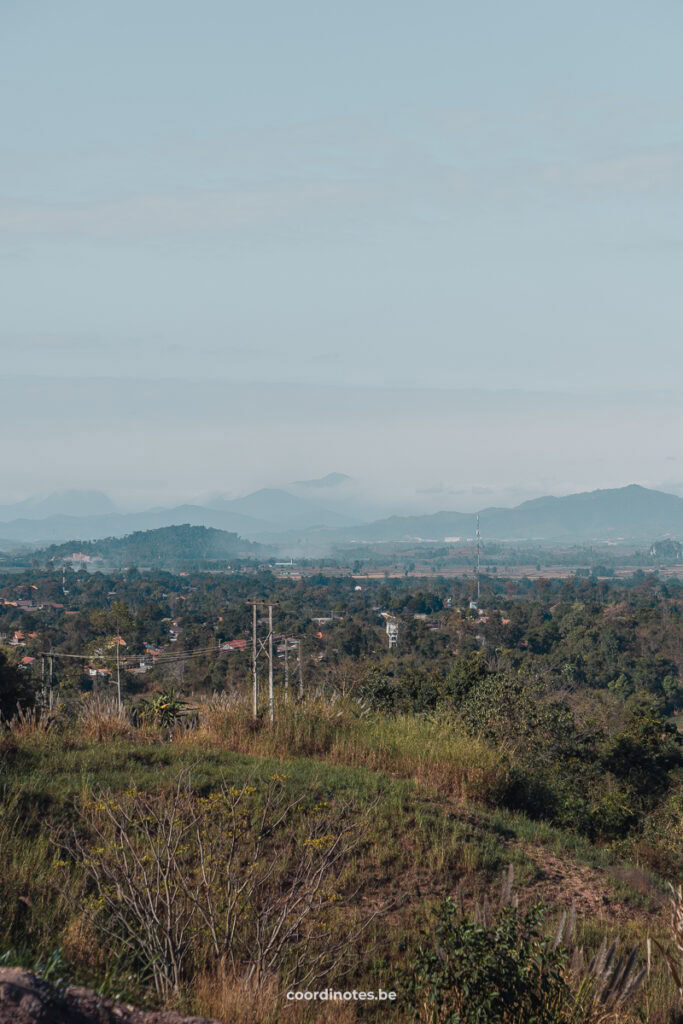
left=297, top=640, right=304, bottom=700
left=252, top=602, right=258, bottom=720
left=48, top=653, right=54, bottom=711
left=115, top=634, right=122, bottom=712
left=284, top=634, right=289, bottom=700
left=268, top=604, right=274, bottom=724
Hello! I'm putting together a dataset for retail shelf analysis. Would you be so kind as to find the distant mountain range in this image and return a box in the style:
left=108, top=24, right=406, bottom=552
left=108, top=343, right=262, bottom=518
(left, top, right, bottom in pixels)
left=0, top=489, right=117, bottom=522
left=328, top=485, right=683, bottom=543
left=0, top=483, right=680, bottom=549
left=0, top=504, right=270, bottom=546
left=292, top=472, right=352, bottom=489
left=205, top=487, right=357, bottom=529
left=0, top=481, right=357, bottom=546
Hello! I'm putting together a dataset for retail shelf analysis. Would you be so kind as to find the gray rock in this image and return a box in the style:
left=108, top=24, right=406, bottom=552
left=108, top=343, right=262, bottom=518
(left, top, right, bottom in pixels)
left=0, top=969, right=223, bottom=1024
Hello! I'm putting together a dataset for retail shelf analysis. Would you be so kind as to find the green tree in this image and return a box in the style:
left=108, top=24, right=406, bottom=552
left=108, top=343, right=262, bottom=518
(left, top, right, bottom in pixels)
left=0, top=649, right=37, bottom=718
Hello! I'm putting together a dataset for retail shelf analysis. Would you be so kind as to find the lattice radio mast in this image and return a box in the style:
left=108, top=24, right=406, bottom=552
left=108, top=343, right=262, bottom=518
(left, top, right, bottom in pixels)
left=476, top=513, right=481, bottom=604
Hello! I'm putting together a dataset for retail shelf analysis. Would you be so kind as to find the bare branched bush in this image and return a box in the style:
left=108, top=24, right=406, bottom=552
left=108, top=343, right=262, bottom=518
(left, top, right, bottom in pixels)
left=57, top=771, right=383, bottom=1001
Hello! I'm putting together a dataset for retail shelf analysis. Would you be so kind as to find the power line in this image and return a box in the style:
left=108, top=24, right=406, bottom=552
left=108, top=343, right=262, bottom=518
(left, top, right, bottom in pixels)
left=34, top=596, right=305, bottom=718
left=36, top=633, right=301, bottom=668
left=35, top=645, right=226, bottom=664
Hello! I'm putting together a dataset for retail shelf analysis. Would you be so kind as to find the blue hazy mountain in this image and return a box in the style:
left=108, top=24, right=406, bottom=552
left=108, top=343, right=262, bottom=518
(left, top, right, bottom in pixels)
left=0, top=505, right=271, bottom=546
left=0, top=486, right=358, bottom=546
left=292, top=473, right=352, bottom=489
left=206, top=488, right=358, bottom=530
left=328, top=485, right=683, bottom=543
left=0, top=490, right=117, bottom=522
left=1, top=483, right=680, bottom=548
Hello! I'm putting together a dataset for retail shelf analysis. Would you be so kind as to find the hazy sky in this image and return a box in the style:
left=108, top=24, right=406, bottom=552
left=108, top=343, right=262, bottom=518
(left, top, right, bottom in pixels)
left=1, top=1, right=682, bottom=506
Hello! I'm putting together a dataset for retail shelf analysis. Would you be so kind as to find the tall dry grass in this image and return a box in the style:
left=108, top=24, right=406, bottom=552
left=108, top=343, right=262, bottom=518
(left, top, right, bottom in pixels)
left=1, top=695, right=130, bottom=740
left=192, top=971, right=359, bottom=1024
left=179, top=695, right=506, bottom=803
left=1, top=704, right=58, bottom=739
left=75, top=694, right=135, bottom=742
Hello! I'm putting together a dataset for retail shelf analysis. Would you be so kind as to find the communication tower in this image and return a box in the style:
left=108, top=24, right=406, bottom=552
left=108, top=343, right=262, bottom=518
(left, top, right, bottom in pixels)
left=476, top=513, right=481, bottom=604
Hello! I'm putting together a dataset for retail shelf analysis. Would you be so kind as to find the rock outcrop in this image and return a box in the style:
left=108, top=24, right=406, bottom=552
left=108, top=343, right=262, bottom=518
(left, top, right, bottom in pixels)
left=0, top=969, right=223, bottom=1024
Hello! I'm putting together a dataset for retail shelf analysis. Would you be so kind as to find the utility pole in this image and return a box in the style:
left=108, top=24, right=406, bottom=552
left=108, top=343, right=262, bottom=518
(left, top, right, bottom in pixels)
left=297, top=639, right=304, bottom=700
left=268, top=604, right=274, bottom=724
left=284, top=633, right=289, bottom=700
left=48, top=653, right=54, bottom=712
left=116, top=633, right=122, bottom=712
left=252, top=602, right=258, bottom=720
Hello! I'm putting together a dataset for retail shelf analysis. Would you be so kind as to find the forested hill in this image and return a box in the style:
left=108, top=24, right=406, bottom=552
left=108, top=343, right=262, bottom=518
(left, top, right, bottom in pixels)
left=40, top=524, right=261, bottom=567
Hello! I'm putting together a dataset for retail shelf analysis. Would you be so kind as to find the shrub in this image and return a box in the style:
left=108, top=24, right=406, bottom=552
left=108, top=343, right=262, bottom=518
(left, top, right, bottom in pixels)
left=403, top=897, right=570, bottom=1023
left=0, top=650, right=36, bottom=720
left=403, top=868, right=650, bottom=1024
left=136, top=690, right=195, bottom=728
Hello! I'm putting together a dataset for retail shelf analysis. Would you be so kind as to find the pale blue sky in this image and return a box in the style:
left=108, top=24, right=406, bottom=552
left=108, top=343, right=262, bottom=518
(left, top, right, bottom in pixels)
left=1, top=1, right=682, bottom=503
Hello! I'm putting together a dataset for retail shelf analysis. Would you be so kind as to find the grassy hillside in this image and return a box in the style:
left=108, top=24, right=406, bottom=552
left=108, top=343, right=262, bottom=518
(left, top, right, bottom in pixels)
left=1, top=567, right=680, bottom=1022
left=1, top=697, right=680, bottom=1023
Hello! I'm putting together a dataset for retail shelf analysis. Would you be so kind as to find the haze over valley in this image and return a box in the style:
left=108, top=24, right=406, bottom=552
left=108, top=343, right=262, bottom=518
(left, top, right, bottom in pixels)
left=0, top=479, right=681, bottom=552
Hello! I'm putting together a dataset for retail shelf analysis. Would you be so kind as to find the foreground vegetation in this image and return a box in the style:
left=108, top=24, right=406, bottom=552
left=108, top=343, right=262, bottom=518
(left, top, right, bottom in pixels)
left=1, top=567, right=681, bottom=1021
left=1, top=695, right=681, bottom=1023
